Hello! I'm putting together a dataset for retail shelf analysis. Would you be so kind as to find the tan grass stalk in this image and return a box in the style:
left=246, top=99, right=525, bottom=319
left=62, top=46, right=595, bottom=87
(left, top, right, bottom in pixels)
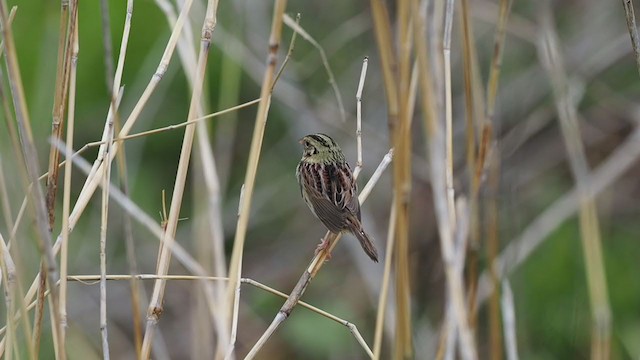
left=37, top=1, right=76, bottom=355
left=486, top=150, right=502, bottom=360
left=369, top=0, right=413, bottom=357
left=98, top=52, right=115, bottom=360
left=473, top=0, right=513, bottom=339
left=485, top=0, right=514, bottom=124
left=45, top=0, right=75, bottom=229
left=139, top=0, right=220, bottom=358
left=443, top=0, right=457, bottom=230
left=0, top=0, right=66, bottom=357
left=537, top=12, right=611, bottom=358
left=114, top=119, right=144, bottom=355
left=353, top=57, right=368, bottom=179
left=58, top=12, right=79, bottom=354
left=373, top=198, right=397, bottom=359
left=244, top=149, right=392, bottom=359
left=476, top=125, right=640, bottom=305
left=621, top=0, right=640, bottom=76
left=224, top=0, right=287, bottom=354
left=500, top=280, right=518, bottom=360
left=458, top=0, right=485, bottom=332
left=153, top=0, right=228, bottom=356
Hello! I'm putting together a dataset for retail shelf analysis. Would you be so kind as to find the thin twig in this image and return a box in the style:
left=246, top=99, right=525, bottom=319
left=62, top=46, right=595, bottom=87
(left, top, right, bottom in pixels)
left=282, top=13, right=346, bottom=122
left=621, top=0, right=640, bottom=77
left=353, top=57, right=368, bottom=179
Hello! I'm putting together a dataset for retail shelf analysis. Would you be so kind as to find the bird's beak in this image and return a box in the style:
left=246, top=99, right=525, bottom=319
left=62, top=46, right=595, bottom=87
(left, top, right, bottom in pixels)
left=298, top=138, right=304, bottom=144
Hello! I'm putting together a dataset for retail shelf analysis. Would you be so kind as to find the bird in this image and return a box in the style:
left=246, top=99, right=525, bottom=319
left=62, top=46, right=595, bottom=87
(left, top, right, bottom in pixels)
left=296, top=133, right=379, bottom=262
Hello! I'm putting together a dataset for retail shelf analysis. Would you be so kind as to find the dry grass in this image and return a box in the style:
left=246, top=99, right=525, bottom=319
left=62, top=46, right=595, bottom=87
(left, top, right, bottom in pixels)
left=0, top=0, right=639, bottom=359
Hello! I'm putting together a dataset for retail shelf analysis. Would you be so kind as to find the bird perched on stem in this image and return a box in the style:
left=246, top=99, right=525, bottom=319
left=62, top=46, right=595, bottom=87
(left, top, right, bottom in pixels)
left=296, top=133, right=379, bottom=262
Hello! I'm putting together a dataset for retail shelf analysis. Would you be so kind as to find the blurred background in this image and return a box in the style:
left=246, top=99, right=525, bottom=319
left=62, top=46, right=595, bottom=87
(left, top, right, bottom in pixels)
left=0, top=0, right=639, bottom=358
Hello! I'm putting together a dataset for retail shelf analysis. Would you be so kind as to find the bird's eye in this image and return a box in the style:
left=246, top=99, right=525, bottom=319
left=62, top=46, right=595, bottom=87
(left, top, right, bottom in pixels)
left=303, top=141, right=310, bottom=148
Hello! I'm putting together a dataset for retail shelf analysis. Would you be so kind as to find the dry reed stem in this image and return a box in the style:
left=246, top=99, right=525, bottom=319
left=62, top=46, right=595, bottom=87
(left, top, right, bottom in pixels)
left=282, top=14, right=346, bottom=122
left=471, top=0, right=513, bottom=338
left=369, top=0, right=412, bottom=357
left=538, top=12, right=611, bottom=358
left=0, top=0, right=66, bottom=357
left=354, top=57, right=368, bottom=179
left=153, top=1, right=229, bottom=356
left=443, top=0, right=457, bottom=231
left=225, top=0, right=287, bottom=355
left=485, top=0, right=513, bottom=123
left=501, top=280, right=518, bottom=360
left=58, top=12, right=79, bottom=355
left=373, top=199, right=397, bottom=359
left=487, top=149, right=502, bottom=360
left=140, top=0, right=219, bottom=357
left=244, top=149, right=392, bottom=359
left=99, top=45, right=114, bottom=360
left=38, top=0, right=76, bottom=354
left=458, top=0, right=485, bottom=333
left=45, top=0, right=75, bottom=229
left=396, top=8, right=414, bottom=359
left=477, top=125, right=640, bottom=306
left=225, top=21, right=299, bottom=360
left=621, top=0, right=640, bottom=76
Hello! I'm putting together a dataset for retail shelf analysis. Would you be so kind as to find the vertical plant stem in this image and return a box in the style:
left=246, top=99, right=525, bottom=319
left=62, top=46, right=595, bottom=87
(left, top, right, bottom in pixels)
left=373, top=198, right=397, bottom=359
left=225, top=0, right=287, bottom=350
left=140, top=0, right=220, bottom=357
left=487, top=150, right=502, bottom=360
left=59, top=10, right=79, bottom=354
left=370, top=0, right=412, bottom=357
left=99, top=37, right=115, bottom=360
left=353, top=57, right=368, bottom=179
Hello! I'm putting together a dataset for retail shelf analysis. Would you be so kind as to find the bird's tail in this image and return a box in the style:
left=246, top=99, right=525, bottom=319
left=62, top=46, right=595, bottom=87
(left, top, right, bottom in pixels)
left=353, top=228, right=379, bottom=263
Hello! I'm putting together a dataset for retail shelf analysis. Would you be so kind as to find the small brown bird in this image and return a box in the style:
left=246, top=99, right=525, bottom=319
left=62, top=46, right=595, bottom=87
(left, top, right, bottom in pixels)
left=296, top=133, right=379, bottom=262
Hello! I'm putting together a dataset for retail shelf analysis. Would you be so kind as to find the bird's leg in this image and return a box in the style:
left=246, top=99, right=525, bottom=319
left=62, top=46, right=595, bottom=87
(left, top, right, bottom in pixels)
left=315, top=236, right=332, bottom=260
